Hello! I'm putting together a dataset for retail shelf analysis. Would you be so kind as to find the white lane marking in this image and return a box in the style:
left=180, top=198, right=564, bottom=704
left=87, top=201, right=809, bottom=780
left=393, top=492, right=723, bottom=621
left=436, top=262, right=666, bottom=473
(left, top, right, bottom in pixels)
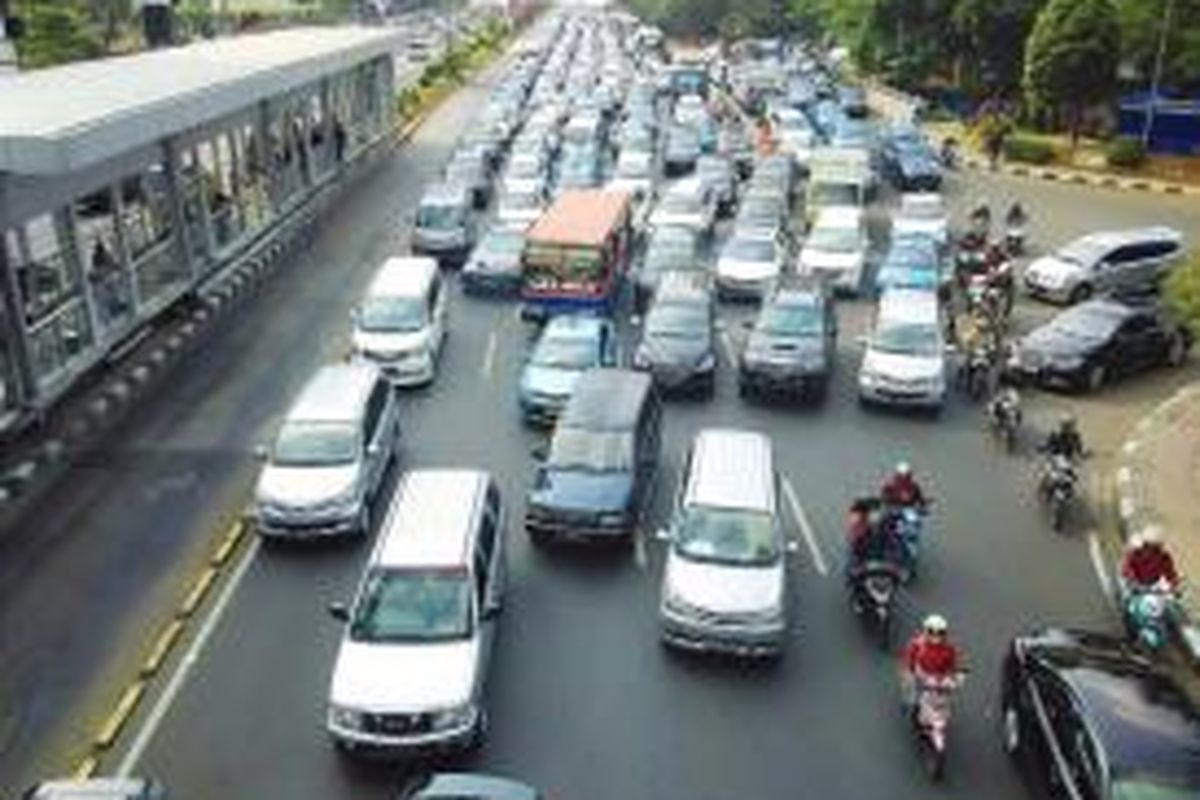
left=719, top=330, right=738, bottom=367
left=1087, top=531, right=1117, bottom=610
left=780, top=475, right=830, bottom=577
left=117, top=537, right=262, bottom=776
left=480, top=330, right=498, bottom=380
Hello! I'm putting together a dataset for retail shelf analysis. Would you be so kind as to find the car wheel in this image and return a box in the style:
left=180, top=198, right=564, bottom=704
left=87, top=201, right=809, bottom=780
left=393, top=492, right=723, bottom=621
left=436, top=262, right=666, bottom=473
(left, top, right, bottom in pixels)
left=1167, top=334, right=1188, bottom=367
left=1085, top=363, right=1106, bottom=392
left=1001, top=702, right=1023, bottom=757
left=1069, top=283, right=1092, bottom=304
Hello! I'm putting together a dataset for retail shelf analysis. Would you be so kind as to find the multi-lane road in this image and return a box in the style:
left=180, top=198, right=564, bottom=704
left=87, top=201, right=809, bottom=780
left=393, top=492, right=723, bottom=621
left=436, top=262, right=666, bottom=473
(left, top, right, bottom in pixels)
left=3, top=23, right=1200, bottom=800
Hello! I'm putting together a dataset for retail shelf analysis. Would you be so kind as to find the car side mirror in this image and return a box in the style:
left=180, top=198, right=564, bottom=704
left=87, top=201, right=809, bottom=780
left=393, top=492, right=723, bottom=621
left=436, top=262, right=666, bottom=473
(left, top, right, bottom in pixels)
left=785, top=540, right=800, bottom=554
left=328, top=602, right=350, bottom=622
left=253, top=444, right=270, bottom=461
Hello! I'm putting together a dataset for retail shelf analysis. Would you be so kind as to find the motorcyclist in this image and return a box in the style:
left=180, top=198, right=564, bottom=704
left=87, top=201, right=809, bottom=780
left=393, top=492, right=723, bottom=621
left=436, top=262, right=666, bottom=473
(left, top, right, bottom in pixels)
left=967, top=202, right=991, bottom=242
left=881, top=462, right=928, bottom=510
left=987, top=383, right=1021, bottom=429
left=939, top=136, right=958, bottom=169
left=901, top=614, right=962, bottom=704
left=1121, top=525, right=1180, bottom=592
left=1043, top=414, right=1085, bottom=461
left=1005, top=201, right=1027, bottom=229
left=845, top=497, right=904, bottom=574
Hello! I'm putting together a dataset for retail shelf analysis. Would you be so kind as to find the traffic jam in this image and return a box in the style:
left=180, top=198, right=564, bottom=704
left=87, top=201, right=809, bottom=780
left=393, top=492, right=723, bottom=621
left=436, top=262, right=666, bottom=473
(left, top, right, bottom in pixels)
left=27, top=6, right=1200, bottom=800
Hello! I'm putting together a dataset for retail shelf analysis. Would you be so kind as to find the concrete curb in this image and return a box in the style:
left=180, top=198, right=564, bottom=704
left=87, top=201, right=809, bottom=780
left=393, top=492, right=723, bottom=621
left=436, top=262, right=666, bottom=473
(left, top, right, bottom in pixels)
left=959, top=155, right=1198, bottom=197
left=1113, top=382, right=1200, bottom=663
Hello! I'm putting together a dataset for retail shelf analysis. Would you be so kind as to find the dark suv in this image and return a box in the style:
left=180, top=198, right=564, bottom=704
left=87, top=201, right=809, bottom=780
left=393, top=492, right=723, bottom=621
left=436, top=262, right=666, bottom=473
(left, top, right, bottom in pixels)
left=525, top=369, right=661, bottom=546
left=1000, top=627, right=1200, bottom=800
left=739, top=280, right=837, bottom=401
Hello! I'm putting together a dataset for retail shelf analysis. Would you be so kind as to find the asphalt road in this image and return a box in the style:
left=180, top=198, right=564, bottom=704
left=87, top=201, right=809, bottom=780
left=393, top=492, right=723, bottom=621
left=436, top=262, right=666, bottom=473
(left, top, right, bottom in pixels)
left=5, top=33, right=1200, bottom=800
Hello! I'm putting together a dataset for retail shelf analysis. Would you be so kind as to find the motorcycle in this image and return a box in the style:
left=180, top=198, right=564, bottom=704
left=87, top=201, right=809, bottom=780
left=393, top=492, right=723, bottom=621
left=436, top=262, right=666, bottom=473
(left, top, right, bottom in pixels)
left=1004, top=223, right=1025, bottom=257
left=960, top=343, right=995, bottom=401
left=1039, top=454, right=1079, bottom=532
left=908, top=671, right=965, bottom=781
left=986, top=388, right=1022, bottom=453
left=849, top=560, right=904, bottom=649
left=1123, top=578, right=1179, bottom=651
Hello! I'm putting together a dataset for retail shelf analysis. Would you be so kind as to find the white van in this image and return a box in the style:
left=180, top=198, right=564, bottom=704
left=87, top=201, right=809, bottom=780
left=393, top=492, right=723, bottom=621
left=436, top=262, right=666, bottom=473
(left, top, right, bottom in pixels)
left=326, top=470, right=506, bottom=754
left=658, top=429, right=789, bottom=657
left=858, top=288, right=947, bottom=409
left=352, top=257, right=446, bottom=387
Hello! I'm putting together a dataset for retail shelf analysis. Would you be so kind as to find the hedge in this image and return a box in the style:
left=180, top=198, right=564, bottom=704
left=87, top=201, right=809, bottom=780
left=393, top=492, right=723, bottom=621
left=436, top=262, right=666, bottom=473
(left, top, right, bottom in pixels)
left=1105, top=136, right=1147, bottom=169
left=1164, top=251, right=1200, bottom=339
left=1003, top=135, right=1056, bottom=165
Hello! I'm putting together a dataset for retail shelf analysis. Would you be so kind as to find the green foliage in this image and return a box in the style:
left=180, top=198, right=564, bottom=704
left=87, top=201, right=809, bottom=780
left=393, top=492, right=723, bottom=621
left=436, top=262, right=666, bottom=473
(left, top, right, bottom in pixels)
left=1024, top=0, right=1121, bottom=140
left=1115, top=0, right=1200, bottom=90
left=12, top=0, right=104, bottom=69
left=952, top=0, right=1044, bottom=96
left=1104, top=136, right=1147, bottom=168
left=1002, top=133, right=1056, bottom=163
left=1164, top=251, right=1200, bottom=340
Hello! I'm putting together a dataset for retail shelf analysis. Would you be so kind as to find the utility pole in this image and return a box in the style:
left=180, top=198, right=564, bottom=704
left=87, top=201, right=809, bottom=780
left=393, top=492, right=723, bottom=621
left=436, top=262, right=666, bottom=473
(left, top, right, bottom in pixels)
left=1140, top=0, right=1176, bottom=147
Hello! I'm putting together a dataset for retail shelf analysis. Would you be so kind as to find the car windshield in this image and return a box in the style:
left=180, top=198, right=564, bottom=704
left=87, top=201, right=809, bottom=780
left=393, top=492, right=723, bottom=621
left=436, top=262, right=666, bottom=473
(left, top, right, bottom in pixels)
left=358, top=295, right=425, bottom=333
left=646, top=235, right=696, bottom=271
left=507, top=160, right=541, bottom=179
left=808, top=224, right=861, bottom=253
left=272, top=421, right=358, bottom=467
left=617, top=157, right=650, bottom=177
left=901, top=198, right=943, bottom=220
left=811, top=183, right=861, bottom=208
left=660, top=193, right=700, bottom=214
left=724, top=237, right=775, bottom=262
left=531, top=332, right=598, bottom=369
left=873, top=320, right=942, bottom=356
left=416, top=202, right=463, bottom=229
left=1052, top=305, right=1125, bottom=339
left=647, top=302, right=707, bottom=338
left=739, top=200, right=781, bottom=224
left=480, top=231, right=525, bottom=258
left=549, top=428, right=634, bottom=471
left=349, top=568, right=472, bottom=643
left=674, top=505, right=779, bottom=566
left=670, top=129, right=698, bottom=149
left=1057, top=237, right=1109, bottom=267
left=760, top=301, right=822, bottom=336
left=501, top=190, right=539, bottom=211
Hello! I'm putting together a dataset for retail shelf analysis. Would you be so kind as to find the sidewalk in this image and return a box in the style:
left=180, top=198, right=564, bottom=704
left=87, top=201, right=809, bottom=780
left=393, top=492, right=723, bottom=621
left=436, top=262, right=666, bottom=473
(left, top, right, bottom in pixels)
left=1115, top=383, right=1200, bottom=656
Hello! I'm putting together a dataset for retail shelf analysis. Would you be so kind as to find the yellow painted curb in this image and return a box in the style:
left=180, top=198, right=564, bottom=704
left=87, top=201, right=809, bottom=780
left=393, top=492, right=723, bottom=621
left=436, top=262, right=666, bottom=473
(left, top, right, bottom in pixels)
left=210, top=521, right=245, bottom=567
left=140, top=619, right=186, bottom=678
left=95, top=681, right=146, bottom=749
left=72, top=755, right=98, bottom=780
left=178, top=566, right=220, bottom=618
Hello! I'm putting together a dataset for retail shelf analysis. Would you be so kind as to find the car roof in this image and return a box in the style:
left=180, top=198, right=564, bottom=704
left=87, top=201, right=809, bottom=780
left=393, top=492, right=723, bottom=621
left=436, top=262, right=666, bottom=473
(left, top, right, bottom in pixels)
left=686, top=428, right=774, bottom=511
left=1069, top=227, right=1183, bottom=252
left=1022, top=629, right=1200, bottom=784
left=899, top=192, right=942, bottom=209
left=656, top=270, right=712, bottom=302
left=877, top=288, right=940, bottom=322
left=421, top=181, right=469, bottom=204
left=558, top=368, right=653, bottom=432
left=366, top=257, right=439, bottom=298
left=375, top=470, right=488, bottom=568
left=287, top=363, right=378, bottom=423
left=542, top=314, right=607, bottom=341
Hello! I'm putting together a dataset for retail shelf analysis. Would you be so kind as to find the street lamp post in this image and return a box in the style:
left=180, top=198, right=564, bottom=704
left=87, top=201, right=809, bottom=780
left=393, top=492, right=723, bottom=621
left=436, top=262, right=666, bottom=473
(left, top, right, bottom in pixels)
left=1140, top=0, right=1176, bottom=147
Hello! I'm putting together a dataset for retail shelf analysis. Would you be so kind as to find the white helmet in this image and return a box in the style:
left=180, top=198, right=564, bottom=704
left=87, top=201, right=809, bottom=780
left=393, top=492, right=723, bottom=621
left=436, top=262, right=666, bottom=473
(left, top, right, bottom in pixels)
left=922, top=614, right=948, bottom=635
left=896, top=461, right=912, bottom=477
left=1140, top=524, right=1164, bottom=546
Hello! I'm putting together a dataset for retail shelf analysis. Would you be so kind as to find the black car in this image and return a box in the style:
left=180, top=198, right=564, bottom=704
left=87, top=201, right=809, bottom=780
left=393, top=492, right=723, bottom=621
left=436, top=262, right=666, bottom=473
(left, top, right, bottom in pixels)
left=739, top=279, right=836, bottom=400
left=1001, top=628, right=1200, bottom=800
left=632, top=273, right=717, bottom=397
left=525, top=369, right=661, bottom=546
left=1011, top=298, right=1191, bottom=392
left=884, top=141, right=942, bottom=192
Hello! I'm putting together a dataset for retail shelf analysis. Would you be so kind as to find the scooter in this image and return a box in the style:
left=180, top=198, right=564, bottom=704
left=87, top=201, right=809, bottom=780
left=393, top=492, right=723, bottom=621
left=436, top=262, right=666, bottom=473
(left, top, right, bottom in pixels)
left=1039, top=454, right=1079, bottom=532
left=1123, top=578, right=1179, bottom=651
left=909, top=672, right=965, bottom=781
left=849, top=560, right=904, bottom=649
left=960, top=343, right=995, bottom=402
left=986, top=388, right=1022, bottom=453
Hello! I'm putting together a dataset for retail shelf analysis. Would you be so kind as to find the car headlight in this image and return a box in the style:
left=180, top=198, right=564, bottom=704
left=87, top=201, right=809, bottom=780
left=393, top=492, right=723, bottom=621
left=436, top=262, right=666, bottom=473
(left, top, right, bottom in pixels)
left=859, top=370, right=880, bottom=388
left=695, top=352, right=716, bottom=371
left=663, top=589, right=701, bottom=620
left=329, top=705, right=364, bottom=731
left=432, top=704, right=475, bottom=731
left=632, top=350, right=651, bottom=369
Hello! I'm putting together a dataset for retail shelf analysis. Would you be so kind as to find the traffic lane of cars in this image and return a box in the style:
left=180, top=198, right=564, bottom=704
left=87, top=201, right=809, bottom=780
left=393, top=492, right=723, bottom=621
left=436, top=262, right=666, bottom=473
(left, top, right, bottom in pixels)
left=0, top=51, right=508, bottom=796
left=133, top=270, right=1114, bottom=800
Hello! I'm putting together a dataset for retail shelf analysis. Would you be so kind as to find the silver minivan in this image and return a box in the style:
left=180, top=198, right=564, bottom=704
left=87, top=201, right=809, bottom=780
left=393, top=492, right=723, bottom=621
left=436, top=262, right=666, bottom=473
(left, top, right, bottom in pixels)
left=413, top=182, right=476, bottom=266
left=326, top=469, right=505, bottom=754
left=251, top=363, right=399, bottom=539
left=658, top=429, right=789, bottom=657
left=352, top=257, right=447, bottom=387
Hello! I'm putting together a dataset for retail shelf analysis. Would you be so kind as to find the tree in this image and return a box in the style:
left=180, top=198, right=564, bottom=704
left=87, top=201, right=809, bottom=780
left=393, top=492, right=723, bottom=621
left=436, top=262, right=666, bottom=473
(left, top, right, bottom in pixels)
left=953, top=0, right=1044, bottom=98
left=12, top=0, right=103, bottom=69
left=1115, top=0, right=1200, bottom=90
left=1023, top=0, right=1121, bottom=143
